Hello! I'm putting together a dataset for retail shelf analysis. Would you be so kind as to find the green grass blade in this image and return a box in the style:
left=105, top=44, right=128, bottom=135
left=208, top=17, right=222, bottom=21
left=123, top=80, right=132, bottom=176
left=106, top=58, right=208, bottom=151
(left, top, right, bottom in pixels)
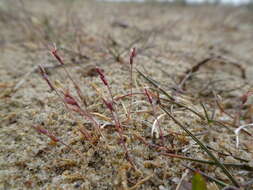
left=160, top=105, right=240, bottom=188
left=137, top=69, right=205, bottom=120
left=136, top=68, right=174, bottom=100
left=162, top=153, right=253, bottom=171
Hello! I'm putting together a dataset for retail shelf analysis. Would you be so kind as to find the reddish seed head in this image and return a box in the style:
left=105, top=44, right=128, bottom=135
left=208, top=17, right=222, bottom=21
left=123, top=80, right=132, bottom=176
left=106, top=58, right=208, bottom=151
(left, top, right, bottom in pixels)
left=64, top=96, right=78, bottom=106
left=241, top=94, right=248, bottom=105
left=96, top=67, right=108, bottom=86
left=129, top=47, right=136, bottom=65
left=144, top=88, right=153, bottom=104
left=38, top=65, right=55, bottom=91
left=33, top=125, right=59, bottom=142
left=51, top=47, right=64, bottom=65
left=34, top=125, right=48, bottom=135
left=130, top=47, right=136, bottom=58
left=64, top=90, right=80, bottom=108
left=48, top=134, right=60, bottom=142
left=241, top=90, right=253, bottom=105
left=95, top=67, right=104, bottom=77
left=102, top=98, right=114, bottom=112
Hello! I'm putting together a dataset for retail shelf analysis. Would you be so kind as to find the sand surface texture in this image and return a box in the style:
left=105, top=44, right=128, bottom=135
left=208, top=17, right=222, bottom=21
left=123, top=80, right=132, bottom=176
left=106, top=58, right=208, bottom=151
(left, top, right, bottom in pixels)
left=0, top=1, right=253, bottom=189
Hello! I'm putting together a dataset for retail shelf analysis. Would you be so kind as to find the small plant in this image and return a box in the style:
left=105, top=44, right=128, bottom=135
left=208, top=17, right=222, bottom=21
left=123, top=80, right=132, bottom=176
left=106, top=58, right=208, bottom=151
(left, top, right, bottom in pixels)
left=95, top=66, right=135, bottom=167
left=37, top=46, right=140, bottom=168
left=192, top=172, right=207, bottom=190
left=128, top=47, right=137, bottom=120
left=35, top=45, right=252, bottom=189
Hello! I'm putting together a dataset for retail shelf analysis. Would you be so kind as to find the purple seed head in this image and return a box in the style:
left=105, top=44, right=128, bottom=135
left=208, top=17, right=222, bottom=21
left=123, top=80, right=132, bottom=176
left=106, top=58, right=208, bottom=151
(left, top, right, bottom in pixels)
left=96, top=67, right=108, bottom=86
left=51, top=47, right=64, bottom=65
left=38, top=65, right=55, bottom=91
left=144, top=88, right=153, bottom=104
left=129, top=47, right=136, bottom=65
left=64, top=90, right=80, bottom=108
left=102, top=98, right=114, bottom=112
left=34, top=125, right=49, bottom=135
left=240, top=90, right=253, bottom=105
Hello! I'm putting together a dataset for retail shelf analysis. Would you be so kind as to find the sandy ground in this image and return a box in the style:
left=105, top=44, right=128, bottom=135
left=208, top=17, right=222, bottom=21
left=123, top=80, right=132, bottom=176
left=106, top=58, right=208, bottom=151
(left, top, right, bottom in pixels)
left=0, top=0, right=253, bottom=189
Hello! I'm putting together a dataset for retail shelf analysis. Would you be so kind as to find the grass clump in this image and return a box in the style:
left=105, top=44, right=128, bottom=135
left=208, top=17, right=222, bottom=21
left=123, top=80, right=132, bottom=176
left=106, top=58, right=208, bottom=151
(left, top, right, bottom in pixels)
left=34, top=44, right=252, bottom=189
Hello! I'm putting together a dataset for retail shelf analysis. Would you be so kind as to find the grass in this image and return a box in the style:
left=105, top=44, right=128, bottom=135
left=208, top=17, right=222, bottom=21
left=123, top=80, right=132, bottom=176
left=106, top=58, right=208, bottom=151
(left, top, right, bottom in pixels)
left=34, top=43, right=253, bottom=189
left=2, top=1, right=253, bottom=189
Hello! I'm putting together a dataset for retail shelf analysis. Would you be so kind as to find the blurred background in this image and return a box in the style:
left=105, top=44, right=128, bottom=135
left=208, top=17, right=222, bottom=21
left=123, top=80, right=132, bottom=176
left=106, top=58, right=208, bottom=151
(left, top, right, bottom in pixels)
left=99, top=0, right=253, bottom=5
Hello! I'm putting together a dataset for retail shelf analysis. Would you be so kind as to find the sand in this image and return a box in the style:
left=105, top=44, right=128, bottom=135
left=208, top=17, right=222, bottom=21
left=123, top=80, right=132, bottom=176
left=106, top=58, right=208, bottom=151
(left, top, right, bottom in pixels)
left=0, top=0, right=253, bottom=189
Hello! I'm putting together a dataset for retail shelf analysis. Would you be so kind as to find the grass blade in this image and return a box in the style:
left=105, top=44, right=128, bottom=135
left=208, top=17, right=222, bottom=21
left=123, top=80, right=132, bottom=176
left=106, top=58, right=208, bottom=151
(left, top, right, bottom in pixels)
left=160, top=104, right=240, bottom=188
left=161, top=153, right=253, bottom=171
left=137, top=69, right=205, bottom=120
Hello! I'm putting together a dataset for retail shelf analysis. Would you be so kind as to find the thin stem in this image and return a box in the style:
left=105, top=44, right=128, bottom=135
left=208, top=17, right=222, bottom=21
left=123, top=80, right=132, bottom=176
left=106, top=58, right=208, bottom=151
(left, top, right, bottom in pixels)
left=137, top=69, right=205, bottom=120
left=161, top=153, right=253, bottom=171
left=39, top=65, right=102, bottom=138
left=128, top=48, right=136, bottom=121
left=160, top=104, right=240, bottom=188
left=51, top=47, right=87, bottom=106
left=96, top=67, right=135, bottom=168
left=129, top=63, right=133, bottom=120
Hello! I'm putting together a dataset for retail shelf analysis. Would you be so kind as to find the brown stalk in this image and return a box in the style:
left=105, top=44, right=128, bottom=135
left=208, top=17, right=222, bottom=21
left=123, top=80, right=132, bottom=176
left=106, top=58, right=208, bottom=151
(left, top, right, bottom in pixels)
left=39, top=65, right=102, bottom=139
left=96, top=67, right=135, bottom=169
left=51, top=46, right=88, bottom=107
left=128, top=47, right=136, bottom=121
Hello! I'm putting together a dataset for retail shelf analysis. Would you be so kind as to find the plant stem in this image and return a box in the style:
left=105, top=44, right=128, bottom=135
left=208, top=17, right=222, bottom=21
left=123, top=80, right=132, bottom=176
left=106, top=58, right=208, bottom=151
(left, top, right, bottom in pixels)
left=160, top=104, right=240, bottom=188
